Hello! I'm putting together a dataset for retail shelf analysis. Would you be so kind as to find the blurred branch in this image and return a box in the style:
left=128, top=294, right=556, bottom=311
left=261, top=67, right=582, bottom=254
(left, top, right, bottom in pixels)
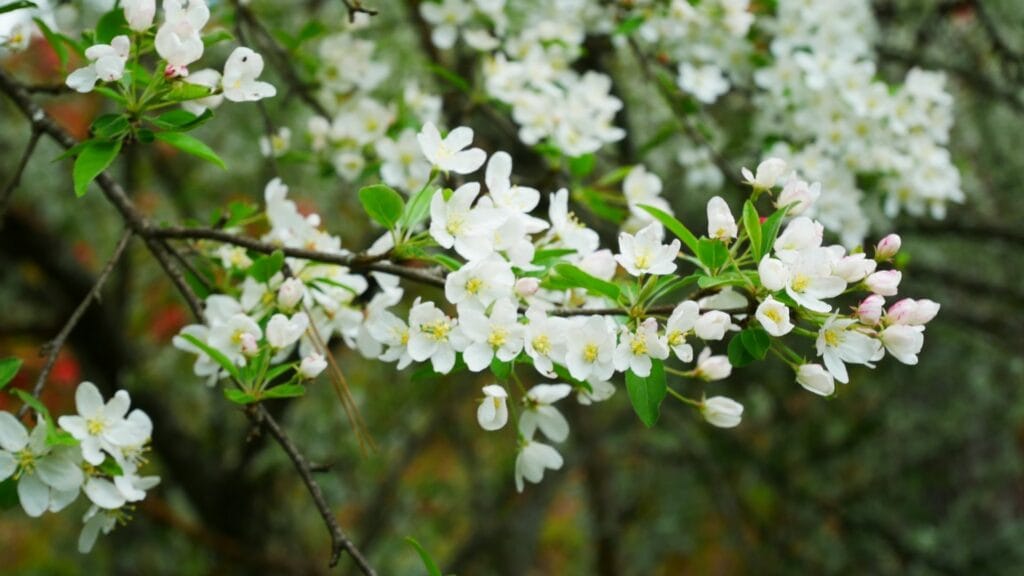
left=0, top=127, right=40, bottom=228
left=17, top=228, right=134, bottom=418
left=341, top=0, right=378, bottom=23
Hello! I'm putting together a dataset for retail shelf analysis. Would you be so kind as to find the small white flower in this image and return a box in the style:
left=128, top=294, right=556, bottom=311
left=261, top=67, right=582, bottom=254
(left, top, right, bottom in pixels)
left=524, top=307, right=567, bottom=378
left=796, top=364, right=835, bottom=396
left=665, top=301, right=699, bottom=362
left=564, top=316, right=616, bottom=382
left=259, top=127, right=291, bottom=158
left=615, top=222, right=681, bottom=277
left=694, top=310, right=731, bottom=341
left=702, top=396, right=743, bottom=428
left=66, top=36, right=130, bottom=93
left=0, top=415, right=84, bottom=517
left=477, top=384, right=509, bottom=431
left=519, top=384, right=572, bottom=442
left=694, top=348, right=731, bottom=381
left=833, top=253, right=877, bottom=283
left=816, top=317, right=883, bottom=384
left=222, top=47, right=277, bottom=102
left=776, top=178, right=820, bottom=215
left=429, top=183, right=504, bottom=260
left=756, top=296, right=793, bottom=337
left=266, top=312, right=309, bottom=350
left=514, top=440, right=563, bottom=492
left=57, top=382, right=149, bottom=466
left=299, top=353, right=328, bottom=379
left=546, top=188, right=599, bottom=256
left=456, top=299, right=523, bottom=372
left=758, top=256, right=789, bottom=292
left=706, top=196, right=737, bottom=241
left=124, top=0, right=156, bottom=32
left=880, top=324, right=925, bottom=365
left=613, top=318, right=669, bottom=377
left=368, top=310, right=414, bottom=369
left=444, top=255, right=514, bottom=307
left=416, top=122, right=486, bottom=174
left=407, top=299, right=463, bottom=374
left=741, top=158, right=788, bottom=190
left=783, top=249, right=846, bottom=313
left=677, top=62, right=730, bottom=104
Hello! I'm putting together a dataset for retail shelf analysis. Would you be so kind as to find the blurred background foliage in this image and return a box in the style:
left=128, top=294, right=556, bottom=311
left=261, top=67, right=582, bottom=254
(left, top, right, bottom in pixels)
left=2, top=0, right=1023, bottom=574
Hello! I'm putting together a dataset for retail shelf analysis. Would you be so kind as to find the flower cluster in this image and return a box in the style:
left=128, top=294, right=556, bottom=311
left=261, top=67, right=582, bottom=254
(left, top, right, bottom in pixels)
left=172, top=121, right=939, bottom=492
left=0, top=382, right=158, bottom=553
left=65, top=0, right=275, bottom=107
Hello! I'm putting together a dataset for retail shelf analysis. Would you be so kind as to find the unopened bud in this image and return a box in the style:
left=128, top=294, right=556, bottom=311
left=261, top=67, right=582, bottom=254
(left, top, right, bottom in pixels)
left=857, top=294, right=885, bottom=325
left=300, top=353, right=328, bottom=379
left=875, top=234, right=901, bottom=261
left=240, top=333, right=259, bottom=357
left=277, top=278, right=305, bottom=310
left=515, top=277, right=540, bottom=298
left=865, top=270, right=901, bottom=296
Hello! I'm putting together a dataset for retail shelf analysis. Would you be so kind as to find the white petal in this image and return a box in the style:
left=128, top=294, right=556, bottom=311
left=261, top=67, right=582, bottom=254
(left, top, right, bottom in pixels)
left=76, top=382, right=104, bottom=417
left=18, top=473, right=50, bottom=517
left=0, top=451, right=17, bottom=481
left=85, top=477, right=126, bottom=510
left=0, top=412, right=28, bottom=452
left=36, top=453, right=84, bottom=492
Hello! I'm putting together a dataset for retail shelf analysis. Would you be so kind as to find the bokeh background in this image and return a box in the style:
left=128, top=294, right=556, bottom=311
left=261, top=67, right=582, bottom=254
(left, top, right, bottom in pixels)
left=2, top=0, right=1023, bottom=574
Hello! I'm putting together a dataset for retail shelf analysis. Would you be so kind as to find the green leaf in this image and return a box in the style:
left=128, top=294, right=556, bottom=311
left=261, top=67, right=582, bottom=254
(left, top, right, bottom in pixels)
left=615, top=14, right=645, bottom=36
left=405, top=537, right=443, bottom=576
left=150, top=109, right=214, bottom=132
left=625, top=361, right=666, bottom=428
left=740, top=328, right=771, bottom=360
left=576, top=187, right=627, bottom=224
left=202, top=29, right=234, bottom=47
left=426, top=63, right=470, bottom=93
left=97, top=457, right=124, bottom=477
left=742, top=200, right=763, bottom=261
left=553, top=263, right=620, bottom=301
left=94, top=8, right=128, bottom=44
left=697, top=271, right=756, bottom=289
left=10, top=389, right=76, bottom=447
left=531, top=248, right=576, bottom=268
left=428, top=253, right=463, bottom=271
left=220, top=200, right=259, bottom=228
left=359, top=184, right=405, bottom=230
left=696, top=238, right=729, bottom=270
left=0, top=357, right=22, bottom=391
left=73, top=139, right=122, bottom=197
left=0, top=1, right=37, bottom=15
left=263, top=383, right=306, bottom=399
left=569, top=153, right=596, bottom=178
left=759, top=207, right=788, bottom=259
left=223, top=388, right=258, bottom=404
left=296, top=20, right=328, bottom=44
left=727, top=334, right=754, bottom=367
left=154, top=131, right=227, bottom=169
left=637, top=204, right=699, bottom=255
left=401, top=185, right=436, bottom=230
left=164, top=82, right=214, bottom=103
left=91, top=114, right=129, bottom=140
left=179, top=333, right=241, bottom=382
left=249, top=250, right=284, bottom=283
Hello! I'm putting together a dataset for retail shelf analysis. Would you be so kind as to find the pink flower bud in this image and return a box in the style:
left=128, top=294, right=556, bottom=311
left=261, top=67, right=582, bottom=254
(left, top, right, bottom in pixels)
left=875, top=234, right=901, bottom=261
left=865, top=270, right=901, bottom=296
left=857, top=294, right=885, bottom=325
left=887, top=298, right=940, bottom=326
left=515, top=277, right=540, bottom=298
left=776, top=179, right=820, bottom=215
left=277, top=278, right=305, bottom=310
left=239, top=333, right=259, bottom=357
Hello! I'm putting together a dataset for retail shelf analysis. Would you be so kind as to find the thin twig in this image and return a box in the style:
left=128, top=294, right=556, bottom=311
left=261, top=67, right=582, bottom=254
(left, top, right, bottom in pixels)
left=0, top=128, right=41, bottom=226
left=18, top=229, right=134, bottom=418
left=251, top=403, right=377, bottom=574
left=341, top=0, right=378, bottom=23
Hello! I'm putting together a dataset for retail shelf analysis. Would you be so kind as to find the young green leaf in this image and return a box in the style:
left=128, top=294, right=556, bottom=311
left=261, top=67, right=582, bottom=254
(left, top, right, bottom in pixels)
left=637, top=204, right=699, bottom=254
left=740, top=328, right=771, bottom=360
left=727, top=334, right=755, bottom=368
left=490, top=357, right=512, bottom=381
left=94, top=8, right=128, bottom=44
left=263, top=383, right=306, bottom=399
left=223, top=388, right=258, bottom=404
left=164, top=82, right=214, bottom=103
left=742, top=200, right=763, bottom=260
left=150, top=109, right=214, bottom=132
left=359, top=184, right=405, bottom=230
left=759, top=207, right=788, bottom=259
left=250, top=250, right=284, bottom=283
left=696, top=238, right=729, bottom=270
left=625, top=361, right=667, bottom=428
left=569, top=153, right=596, bottom=179
left=0, top=1, right=38, bottom=15
left=553, top=263, right=620, bottom=301
left=401, top=184, right=436, bottom=230
left=32, top=17, right=68, bottom=69
left=154, top=131, right=227, bottom=169
left=405, top=537, right=443, bottom=576
left=73, top=139, right=122, bottom=197
left=0, top=357, right=22, bottom=391
left=202, top=29, right=234, bottom=47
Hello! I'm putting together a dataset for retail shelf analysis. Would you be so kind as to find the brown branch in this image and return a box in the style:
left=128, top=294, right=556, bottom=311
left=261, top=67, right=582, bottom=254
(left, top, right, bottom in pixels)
left=0, top=127, right=41, bottom=227
left=250, top=403, right=377, bottom=574
left=17, top=228, right=134, bottom=418
left=341, top=0, right=378, bottom=23
left=0, top=67, right=376, bottom=576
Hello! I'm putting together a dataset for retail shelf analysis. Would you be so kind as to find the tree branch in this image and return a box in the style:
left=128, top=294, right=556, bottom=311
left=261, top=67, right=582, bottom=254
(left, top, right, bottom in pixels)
left=0, top=127, right=41, bottom=227
left=18, top=228, right=134, bottom=418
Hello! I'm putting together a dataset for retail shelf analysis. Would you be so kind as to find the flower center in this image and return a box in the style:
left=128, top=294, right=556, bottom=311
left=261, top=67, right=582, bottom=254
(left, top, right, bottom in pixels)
left=87, top=417, right=106, bottom=435
left=791, top=273, right=810, bottom=292
left=634, top=250, right=652, bottom=270
left=824, top=328, right=841, bottom=347
left=764, top=308, right=782, bottom=323
left=422, top=320, right=451, bottom=342
left=465, top=278, right=483, bottom=295
left=16, top=449, right=35, bottom=475
left=583, top=343, right=599, bottom=363
left=446, top=214, right=465, bottom=236
left=667, top=330, right=685, bottom=347
left=630, top=337, right=648, bottom=356
left=532, top=335, right=551, bottom=355
left=488, top=327, right=508, bottom=348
